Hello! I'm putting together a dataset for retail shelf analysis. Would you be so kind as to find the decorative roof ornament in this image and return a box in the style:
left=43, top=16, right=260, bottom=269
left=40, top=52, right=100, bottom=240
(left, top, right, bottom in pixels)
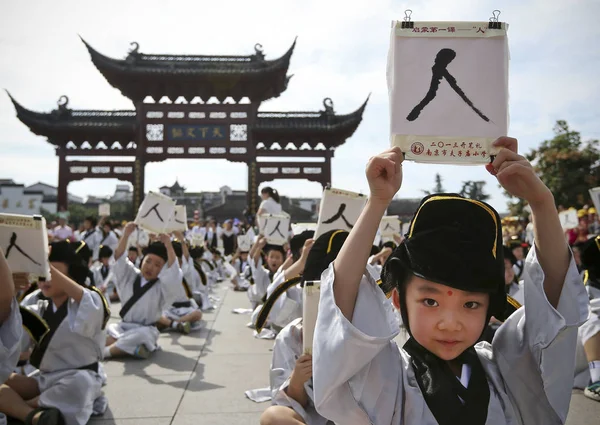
left=54, top=95, right=71, bottom=118
left=323, top=98, right=335, bottom=115
left=126, top=42, right=140, bottom=63
left=254, top=43, right=265, bottom=61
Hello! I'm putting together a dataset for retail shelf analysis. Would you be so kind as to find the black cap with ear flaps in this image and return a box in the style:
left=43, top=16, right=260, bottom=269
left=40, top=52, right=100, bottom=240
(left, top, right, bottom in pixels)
left=383, top=194, right=506, bottom=322
left=142, top=242, right=168, bottom=262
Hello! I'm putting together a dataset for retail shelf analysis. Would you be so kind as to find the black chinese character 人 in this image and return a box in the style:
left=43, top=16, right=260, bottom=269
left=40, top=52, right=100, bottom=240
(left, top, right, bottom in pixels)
left=268, top=220, right=285, bottom=238
left=6, top=232, right=41, bottom=266
left=140, top=203, right=164, bottom=222
left=407, top=48, right=490, bottom=123
left=322, top=204, right=354, bottom=229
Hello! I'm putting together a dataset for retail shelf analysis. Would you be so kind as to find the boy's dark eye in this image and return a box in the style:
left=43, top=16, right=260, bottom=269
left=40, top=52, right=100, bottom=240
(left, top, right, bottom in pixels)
left=464, top=301, right=480, bottom=309
left=423, top=298, right=439, bottom=307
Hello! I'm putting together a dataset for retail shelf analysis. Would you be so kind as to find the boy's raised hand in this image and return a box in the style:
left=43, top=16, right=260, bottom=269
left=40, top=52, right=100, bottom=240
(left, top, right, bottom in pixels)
left=486, top=137, right=552, bottom=206
left=366, top=147, right=404, bottom=205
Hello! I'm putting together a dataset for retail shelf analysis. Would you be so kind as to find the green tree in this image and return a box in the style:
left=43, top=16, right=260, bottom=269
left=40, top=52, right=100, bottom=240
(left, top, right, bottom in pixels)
left=422, top=173, right=446, bottom=195
left=459, top=180, right=490, bottom=201
left=508, top=120, right=600, bottom=211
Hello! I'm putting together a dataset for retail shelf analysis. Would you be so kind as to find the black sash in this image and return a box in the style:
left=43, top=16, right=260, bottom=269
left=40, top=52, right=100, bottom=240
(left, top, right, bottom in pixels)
left=19, top=306, right=49, bottom=345
left=403, top=338, right=490, bottom=425
left=83, top=229, right=95, bottom=241
left=119, top=275, right=159, bottom=320
left=172, top=300, right=192, bottom=308
left=100, top=265, right=109, bottom=280
left=514, top=260, right=524, bottom=279
left=194, top=260, right=208, bottom=286
left=223, top=234, right=235, bottom=256
left=29, top=300, right=69, bottom=369
left=181, top=278, right=193, bottom=299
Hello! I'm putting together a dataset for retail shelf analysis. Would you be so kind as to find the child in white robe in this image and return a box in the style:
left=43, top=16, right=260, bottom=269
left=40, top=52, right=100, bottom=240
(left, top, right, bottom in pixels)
left=248, top=238, right=286, bottom=310
left=158, top=238, right=203, bottom=334
left=92, top=245, right=117, bottom=302
left=188, top=246, right=215, bottom=311
left=0, top=248, right=23, bottom=386
left=0, top=241, right=109, bottom=425
left=230, top=249, right=251, bottom=291
left=127, top=245, right=142, bottom=268
left=261, top=230, right=352, bottom=425
left=254, top=235, right=316, bottom=333
left=577, top=236, right=600, bottom=401
left=104, top=224, right=181, bottom=359
left=312, top=143, right=589, bottom=425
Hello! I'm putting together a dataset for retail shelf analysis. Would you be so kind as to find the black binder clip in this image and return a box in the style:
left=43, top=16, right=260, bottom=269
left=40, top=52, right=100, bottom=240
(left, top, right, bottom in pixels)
left=488, top=10, right=503, bottom=30
left=401, top=9, right=414, bottom=29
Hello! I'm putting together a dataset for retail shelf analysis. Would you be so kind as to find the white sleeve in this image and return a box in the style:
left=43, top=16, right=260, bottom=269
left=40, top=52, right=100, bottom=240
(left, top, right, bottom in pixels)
left=0, top=298, right=23, bottom=384
left=158, top=261, right=184, bottom=308
left=113, top=254, right=139, bottom=293
left=493, top=246, right=589, bottom=424
left=67, top=289, right=105, bottom=338
left=312, top=264, right=401, bottom=424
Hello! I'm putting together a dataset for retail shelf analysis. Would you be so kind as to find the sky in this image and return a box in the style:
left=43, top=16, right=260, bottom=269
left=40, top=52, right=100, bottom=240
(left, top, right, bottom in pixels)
left=1, top=0, right=599, bottom=214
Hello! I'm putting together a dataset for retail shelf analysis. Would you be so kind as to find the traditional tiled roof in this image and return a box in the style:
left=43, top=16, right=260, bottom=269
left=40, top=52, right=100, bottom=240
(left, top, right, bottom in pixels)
left=81, top=38, right=295, bottom=102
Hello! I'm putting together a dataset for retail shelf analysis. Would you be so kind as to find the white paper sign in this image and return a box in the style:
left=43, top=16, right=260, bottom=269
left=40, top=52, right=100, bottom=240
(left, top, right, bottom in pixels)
left=165, top=205, right=188, bottom=233
left=388, top=21, right=508, bottom=164
left=590, top=187, right=600, bottom=213
left=314, top=188, right=367, bottom=239
left=291, top=223, right=317, bottom=235
left=98, top=203, right=110, bottom=217
left=380, top=216, right=401, bottom=237
left=258, top=214, right=290, bottom=246
left=401, top=222, right=411, bottom=236
left=128, top=228, right=150, bottom=248
left=134, top=191, right=176, bottom=234
left=0, top=213, right=50, bottom=278
left=302, top=281, right=321, bottom=355
left=237, top=234, right=252, bottom=252
left=558, top=210, right=578, bottom=230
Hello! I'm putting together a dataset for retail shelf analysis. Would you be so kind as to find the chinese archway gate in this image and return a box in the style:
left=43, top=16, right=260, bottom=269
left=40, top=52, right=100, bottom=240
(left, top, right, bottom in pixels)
left=9, top=39, right=367, bottom=213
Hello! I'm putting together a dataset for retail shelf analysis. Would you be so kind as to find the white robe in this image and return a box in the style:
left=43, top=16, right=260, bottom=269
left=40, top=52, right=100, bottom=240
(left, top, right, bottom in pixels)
left=0, top=298, right=23, bottom=384
left=162, top=257, right=202, bottom=330
left=106, top=255, right=181, bottom=355
left=27, top=289, right=107, bottom=425
left=506, top=280, right=525, bottom=305
left=270, top=318, right=329, bottom=425
left=312, top=247, right=589, bottom=425
left=81, top=227, right=103, bottom=260
left=91, top=263, right=116, bottom=296
left=264, top=272, right=302, bottom=330
left=248, top=258, right=273, bottom=307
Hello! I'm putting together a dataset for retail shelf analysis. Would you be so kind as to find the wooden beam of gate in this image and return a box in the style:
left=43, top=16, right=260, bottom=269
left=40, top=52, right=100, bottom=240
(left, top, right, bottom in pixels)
left=255, top=161, right=327, bottom=181
left=65, top=160, right=136, bottom=182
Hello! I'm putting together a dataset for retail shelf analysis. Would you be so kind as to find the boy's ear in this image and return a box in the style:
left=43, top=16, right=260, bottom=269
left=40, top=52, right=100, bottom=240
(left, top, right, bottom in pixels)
left=391, top=287, right=401, bottom=311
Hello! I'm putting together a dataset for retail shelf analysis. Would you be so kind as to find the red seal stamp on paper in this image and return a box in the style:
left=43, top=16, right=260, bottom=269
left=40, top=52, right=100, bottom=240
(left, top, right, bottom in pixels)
left=411, top=142, right=424, bottom=155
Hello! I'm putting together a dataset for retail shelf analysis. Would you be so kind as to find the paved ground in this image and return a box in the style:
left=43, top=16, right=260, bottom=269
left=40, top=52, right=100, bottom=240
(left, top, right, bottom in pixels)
left=92, top=282, right=600, bottom=425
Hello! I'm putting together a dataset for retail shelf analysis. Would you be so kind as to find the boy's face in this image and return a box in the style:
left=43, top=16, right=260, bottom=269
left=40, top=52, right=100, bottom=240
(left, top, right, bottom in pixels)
left=504, top=258, right=515, bottom=285
left=401, top=276, right=489, bottom=361
left=240, top=252, right=249, bottom=262
left=512, top=246, right=524, bottom=260
left=83, top=219, right=92, bottom=230
left=141, top=254, right=166, bottom=281
left=100, top=257, right=110, bottom=266
left=128, top=251, right=138, bottom=261
left=266, top=250, right=284, bottom=272
left=40, top=262, right=69, bottom=298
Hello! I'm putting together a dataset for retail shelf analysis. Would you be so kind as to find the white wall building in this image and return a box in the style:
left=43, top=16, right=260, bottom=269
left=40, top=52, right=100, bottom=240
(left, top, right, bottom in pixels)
left=0, top=180, right=44, bottom=215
